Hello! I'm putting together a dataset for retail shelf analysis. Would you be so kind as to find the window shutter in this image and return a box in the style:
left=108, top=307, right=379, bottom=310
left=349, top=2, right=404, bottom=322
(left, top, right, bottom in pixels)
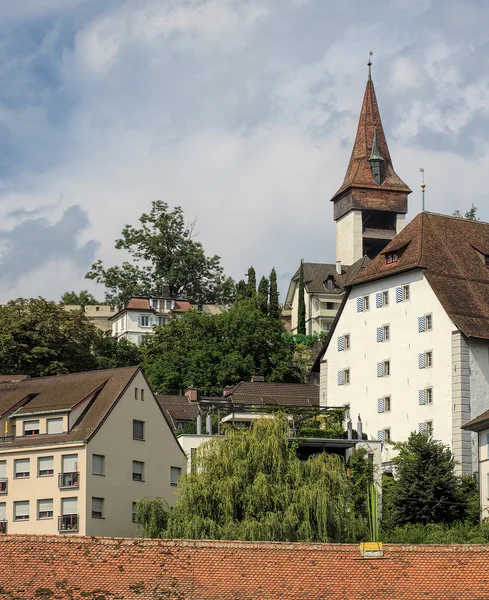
left=418, top=316, right=425, bottom=332
left=375, top=292, right=382, bottom=308
left=62, top=454, right=78, bottom=472
left=377, top=430, right=384, bottom=442
left=377, top=397, right=384, bottom=413
left=377, top=362, right=383, bottom=377
left=38, top=499, right=53, bottom=513
left=92, top=497, right=103, bottom=513
left=0, top=503, right=5, bottom=520
left=0, top=461, right=5, bottom=478
left=15, top=459, right=29, bottom=475
left=92, top=455, right=104, bottom=475
left=337, top=370, right=344, bottom=385
left=39, top=456, right=53, bottom=471
left=15, top=501, right=29, bottom=517
left=418, top=422, right=426, bottom=434
left=133, top=461, right=143, bottom=475
left=47, top=418, right=63, bottom=434
left=376, top=327, right=383, bottom=342
left=418, top=353, right=426, bottom=369
left=62, top=497, right=78, bottom=515
left=337, top=336, right=344, bottom=351
left=396, top=286, right=403, bottom=303
left=418, top=389, right=426, bottom=405
left=357, top=297, right=363, bottom=313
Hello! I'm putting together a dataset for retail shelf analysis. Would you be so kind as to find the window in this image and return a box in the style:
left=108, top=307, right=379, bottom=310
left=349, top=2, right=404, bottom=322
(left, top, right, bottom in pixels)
left=14, top=501, right=29, bottom=521
left=326, top=302, right=335, bottom=310
left=38, top=499, right=53, bottom=520
left=385, top=252, right=399, bottom=265
left=170, top=466, right=181, bottom=486
left=92, top=497, right=104, bottom=519
left=132, top=461, right=144, bottom=481
left=425, top=314, right=433, bottom=331
left=0, top=502, right=5, bottom=524
left=0, top=461, right=6, bottom=493
left=120, top=318, right=125, bottom=331
left=384, top=396, right=391, bottom=412
left=402, top=285, right=410, bottom=301
left=425, top=421, right=433, bottom=436
left=426, top=351, right=433, bottom=368
left=92, top=454, right=105, bottom=476
left=23, top=420, right=39, bottom=436
left=377, top=325, right=390, bottom=342
left=343, top=369, right=350, bottom=385
left=363, top=296, right=370, bottom=311
left=157, top=316, right=166, bottom=325
left=47, top=418, right=63, bottom=435
left=325, top=278, right=334, bottom=291
left=151, top=299, right=158, bottom=309
left=382, top=291, right=389, bottom=306
left=59, top=498, right=78, bottom=531
left=426, top=388, right=433, bottom=405
left=38, top=456, right=54, bottom=477
left=14, top=458, right=30, bottom=478
left=140, top=315, right=150, bottom=327
left=59, top=455, right=79, bottom=488
left=165, top=300, right=172, bottom=310
left=132, top=502, right=138, bottom=523
left=141, top=388, right=145, bottom=401
left=133, top=420, right=145, bottom=441
left=134, top=387, right=139, bottom=400
left=382, top=360, right=390, bottom=377
left=344, top=334, right=350, bottom=350
left=383, top=428, right=391, bottom=442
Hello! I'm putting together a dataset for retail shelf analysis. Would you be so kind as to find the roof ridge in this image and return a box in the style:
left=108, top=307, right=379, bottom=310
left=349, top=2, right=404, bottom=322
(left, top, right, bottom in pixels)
left=24, top=366, right=139, bottom=382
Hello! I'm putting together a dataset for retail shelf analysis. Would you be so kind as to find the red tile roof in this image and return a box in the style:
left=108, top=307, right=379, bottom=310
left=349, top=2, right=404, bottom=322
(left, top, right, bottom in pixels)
left=174, top=300, right=193, bottom=312
left=0, top=536, right=488, bottom=599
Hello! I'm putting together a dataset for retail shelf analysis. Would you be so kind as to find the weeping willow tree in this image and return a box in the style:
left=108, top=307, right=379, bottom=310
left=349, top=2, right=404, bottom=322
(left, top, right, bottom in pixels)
left=141, top=416, right=362, bottom=542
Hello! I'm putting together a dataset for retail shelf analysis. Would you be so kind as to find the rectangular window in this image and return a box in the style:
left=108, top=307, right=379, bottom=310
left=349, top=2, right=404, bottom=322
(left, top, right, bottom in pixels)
left=133, top=420, right=145, bottom=440
left=141, top=388, right=145, bottom=401
left=385, top=252, right=398, bottom=264
left=165, top=300, right=172, bottom=310
left=47, top=418, right=63, bottom=435
left=151, top=299, right=158, bottom=309
left=382, top=291, right=389, bottom=306
left=134, top=387, right=139, bottom=400
left=0, top=502, right=5, bottom=521
left=344, top=334, right=350, bottom=350
left=140, top=315, right=150, bottom=327
left=383, top=325, right=390, bottom=341
left=62, top=497, right=78, bottom=515
left=383, top=360, right=390, bottom=377
left=62, top=454, right=78, bottom=473
left=14, top=458, right=30, bottom=478
left=383, top=428, right=391, bottom=442
left=363, top=296, right=370, bottom=311
left=425, top=314, right=433, bottom=331
left=92, top=497, right=104, bottom=519
left=38, top=499, right=53, bottom=520
left=157, top=316, right=166, bottom=325
left=384, top=396, right=391, bottom=412
left=0, top=460, right=6, bottom=479
left=343, top=369, right=350, bottom=385
left=132, top=461, right=144, bottom=481
left=132, top=502, right=138, bottom=523
left=170, top=466, right=181, bottom=486
left=425, top=421, right=433, bottom=436
left=403, top=285, right=410, bottom=301
left=14, top=500, right=29, bottom=521
left=426, top=351, right=433, bottom=368
left=23, top=420, right=39, bottom=436
left=92, top=454, right=105, bottom=476
left=426, top=388, right=433, bottom=405
left=38, top=456, right=54, bottom=477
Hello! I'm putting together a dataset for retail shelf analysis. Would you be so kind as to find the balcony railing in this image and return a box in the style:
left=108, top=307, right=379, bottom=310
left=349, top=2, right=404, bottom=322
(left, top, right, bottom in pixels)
left=0, top=478, right=7, bottom=494
left=58, top=472, right=79, bottom=488
left=0, top=520, right=6, bottom=534
left=0, top=436, right=13, bottom=443
left=58, top=514, right=79, bottom=532
left=316, top=308, right=338, bottom=318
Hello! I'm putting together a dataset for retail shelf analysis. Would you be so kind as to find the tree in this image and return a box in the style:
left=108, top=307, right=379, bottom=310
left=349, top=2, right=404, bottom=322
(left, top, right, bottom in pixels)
left=60, top=290, right=100, bottom=308
left=257, top=276, right=269, bottom=315
left=86, top=201, right=235, bottom=307
left=134, top=496, right=170, bottom=538
left=155, top=417, right=359, bottom=542
left=297, top=260, right=306, bottom=335
left=0, top=298, right=98, bottom=377
left=92, top=331, right=140, bottom=369
left=348, top=447, right=375, bottom=520
left=269, top=267, right=280, bottom=320
left=452, top=204, right=479, bottom=221
left=235, top=279, right=247, bottom=301
left=140, top=299, right=299, bottom=395
left=390, top=432, right=467, bottom=526
left=246, top=266, right=257, bottom=298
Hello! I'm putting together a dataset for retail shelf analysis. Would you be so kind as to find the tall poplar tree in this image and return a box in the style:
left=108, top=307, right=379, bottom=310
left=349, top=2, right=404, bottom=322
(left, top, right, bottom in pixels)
left=297, top=260, right=306, bottom=335
left=257, top=276, right=269, bottom=315
left=246, top=267, right=257, bottom=297
left=268, top=268, right=280, bottom=320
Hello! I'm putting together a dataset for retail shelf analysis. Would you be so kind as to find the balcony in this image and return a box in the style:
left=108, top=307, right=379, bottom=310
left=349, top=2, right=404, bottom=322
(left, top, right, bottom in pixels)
left=0, top=520, right=6, bottom=534
left=58, top=472, right=79, bottom=489
left=0, top=478, right=7, bottom=494
left=316, top=308, right=338, bottom=318
left=58, top=514, right=79, bottom=532
left=0, top=436, right=13, bottom=443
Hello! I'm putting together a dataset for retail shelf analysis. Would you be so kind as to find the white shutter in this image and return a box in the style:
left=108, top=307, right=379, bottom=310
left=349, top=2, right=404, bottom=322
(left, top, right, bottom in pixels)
left=396, top=287, right=403, bottom=303
left=15, top=501, right=29, bottom=517
left=418, top=422, right=426, bottom=434
left=377, top=398, right=384, bottom=413
left=92, top=497, right=103, bottom=513
left=0, top=461, right=6, bottom=478
left=62, top=497, right=78, bottom=515
left=39, top=456, right=53, bottom=471
left=377, top=430, right=384, bottom=442
left=15, top=458, right=29, bottom=475
left=0, top=503, right=5, bottom=520
left=133, top=461, right=143, bottom=475
left=418, top=353, right=426, bottom=369
left=337, top=336, right=344, bottom=351
left=376, top=327, right=383, bottom=342
left=24, top=420, right=39, bottom=430
left=377, top=362, right=383, bottom=378
left=62, top=454, right=78, bottom=472
left=418, top=389, right=426, bottom=406
left=337, top=370, right=344, bottom=385
left=375, top=292, right=382, bottom=308
left=38, top=499, right=53, bottom=513
left=47, top=418, right=63, bottom=434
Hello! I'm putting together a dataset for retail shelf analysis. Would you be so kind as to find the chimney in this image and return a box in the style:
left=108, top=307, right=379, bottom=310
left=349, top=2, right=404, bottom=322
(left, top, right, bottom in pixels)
left=185, top=386, right=198, bottom=402
left=357, top=414, right=363, bottom=440
left=205, top=413, right=212, bottom=435
left=336, top=260, right=342, bottom=275
left=223, top=385, right=234, bottom=397
left=196, top=414, right=202, bottom=435
left=161, top=283, right=171, bottom=298
left=347, top=419, right=353, bottom=440
left=251, top=375, right=265, bottom=383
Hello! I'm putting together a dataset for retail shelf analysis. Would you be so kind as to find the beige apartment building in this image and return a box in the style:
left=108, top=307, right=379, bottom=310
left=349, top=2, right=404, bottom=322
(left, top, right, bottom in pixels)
left=0, top=367, right=186, bottom=537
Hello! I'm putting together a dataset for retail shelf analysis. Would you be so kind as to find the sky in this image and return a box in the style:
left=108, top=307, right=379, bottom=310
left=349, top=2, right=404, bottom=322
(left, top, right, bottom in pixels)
left=1, top=0, right=489, bottom=303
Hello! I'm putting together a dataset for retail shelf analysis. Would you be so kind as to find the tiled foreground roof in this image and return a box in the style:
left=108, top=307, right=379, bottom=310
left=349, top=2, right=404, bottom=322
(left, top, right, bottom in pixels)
left=1, top=535, right=489, bottom=599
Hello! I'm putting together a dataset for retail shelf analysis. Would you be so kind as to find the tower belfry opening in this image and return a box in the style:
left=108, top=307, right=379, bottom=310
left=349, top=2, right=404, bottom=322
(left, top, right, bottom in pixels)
left=331, top=61, right=411, bottom=265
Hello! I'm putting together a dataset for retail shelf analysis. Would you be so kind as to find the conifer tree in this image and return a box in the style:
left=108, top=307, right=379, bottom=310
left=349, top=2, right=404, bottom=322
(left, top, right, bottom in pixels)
left=269, top=268, right=280, bottom=320
left=297, top=260, right=306, bottom=335
left=246, top=267, right=257, bottom=297
left=235, top=280, right=247, bottom=301
left=257, top=276, right=269, bottom=315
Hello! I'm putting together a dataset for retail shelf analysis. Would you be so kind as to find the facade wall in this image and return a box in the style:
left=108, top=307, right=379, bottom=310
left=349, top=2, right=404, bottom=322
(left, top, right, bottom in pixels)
left=451, top=333, right=472, bottom=475
left=467, top=339, right=489, bottom=473
left=477, top=428, right=489, bottom=519
left=320, top=270, right=456, bottom=459
left=336, top=210, right=363, bottom=266
left=85, top=370, right=186, bottom=537
left=289, top=287, right=343, bottom=336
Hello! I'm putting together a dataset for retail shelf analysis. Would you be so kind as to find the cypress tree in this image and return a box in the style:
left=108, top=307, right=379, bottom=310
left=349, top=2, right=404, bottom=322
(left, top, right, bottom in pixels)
left=257, top=276, right=269, bottom=315
left=269, top=268, right=280, bottom=319
left=297, top=260, right=306, bottom=335
left=235, top=279, right=247, bottom=301
left=246, top=267, right=257, bottom=297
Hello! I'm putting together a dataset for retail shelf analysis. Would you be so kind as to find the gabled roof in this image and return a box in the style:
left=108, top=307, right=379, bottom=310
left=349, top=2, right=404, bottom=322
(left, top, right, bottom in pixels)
left=156, top=395, right=199, bottom=428
left=462, top=409, right=489, bottom=432
left=1, top=535, right=489, bottom=599
left=226, top=381, right=319, bottom=407
left=331, top=73, right=411, bottom=202
left=352, top=212, right=489, bottom=339
left=286, top=263, right=351, bottom=304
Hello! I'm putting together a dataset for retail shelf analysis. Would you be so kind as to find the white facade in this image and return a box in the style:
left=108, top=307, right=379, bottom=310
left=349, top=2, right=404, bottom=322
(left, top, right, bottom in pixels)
left=112, top=303, right=174, bottom=345
left=319, top=269, right=487, bottom=474
left=288, top=285, right=342, bottom=336
left=473, top=429, right=489, bottom=518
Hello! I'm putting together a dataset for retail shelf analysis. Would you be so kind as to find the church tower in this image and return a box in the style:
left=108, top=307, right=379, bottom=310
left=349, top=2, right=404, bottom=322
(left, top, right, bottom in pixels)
left=332, top=62, right=411, bottom=265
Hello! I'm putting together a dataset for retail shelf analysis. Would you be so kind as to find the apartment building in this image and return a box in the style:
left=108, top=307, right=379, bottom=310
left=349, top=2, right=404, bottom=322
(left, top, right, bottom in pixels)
left=63, top=304, right=116, bottom=333
left=0, top=367, right=186, bottom=536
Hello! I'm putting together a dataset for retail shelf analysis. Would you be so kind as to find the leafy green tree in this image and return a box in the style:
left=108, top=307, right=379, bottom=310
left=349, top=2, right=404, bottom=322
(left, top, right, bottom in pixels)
left=0, top=298, right=98, bottom=377
left=452, top=204, right=479, bottom=220
left=391, top=432, right=467, bottom=525
left=134, top=496, right=170, bottom=538
left=140, top=299, right=299, bottom=395
left=92, top=331, right=140, bottom=369
left=163, top=417, right=360, bottom=542
left=257, top=276, right=269, bottom=315
left=348, top=447, right=375, bottom=520
left=235, top=279, right=247, bottom=301
left=60, top=290, right=99, bottom=308
left=246, top=266, right=257, bottom=298
left=268, top=268, right=280, bottom=320
left=297, top=260, right=306, bottom=335
left=86, top=201, right=235, bottom=307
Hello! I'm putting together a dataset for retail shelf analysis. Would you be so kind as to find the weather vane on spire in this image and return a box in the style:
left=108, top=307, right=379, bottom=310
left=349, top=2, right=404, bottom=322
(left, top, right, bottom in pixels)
left=368, top=51, right=373, bottom=79
left=420, top=167, right=426, bottom=211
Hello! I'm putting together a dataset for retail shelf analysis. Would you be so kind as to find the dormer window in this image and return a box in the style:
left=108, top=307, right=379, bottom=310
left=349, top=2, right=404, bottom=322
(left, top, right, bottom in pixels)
left=24, top=420, right=39, bottom=436
left=385, top=252, right=399, bottom=265
left=325, top=277, right=334, bottom=291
